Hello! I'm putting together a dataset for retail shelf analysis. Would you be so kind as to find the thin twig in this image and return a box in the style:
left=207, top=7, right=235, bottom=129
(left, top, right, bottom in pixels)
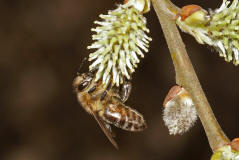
left=151, top=0, right=230, bottom=151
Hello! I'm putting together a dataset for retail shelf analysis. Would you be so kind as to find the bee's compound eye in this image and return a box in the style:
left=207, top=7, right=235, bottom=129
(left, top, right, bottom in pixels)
left=78, top=76, right=92, bottom=91
left=78, top=81, right=89, bottom=91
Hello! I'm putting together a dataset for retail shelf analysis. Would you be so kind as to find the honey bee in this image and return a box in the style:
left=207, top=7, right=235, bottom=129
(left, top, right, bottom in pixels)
left=73, top=72, right=147, bottom=149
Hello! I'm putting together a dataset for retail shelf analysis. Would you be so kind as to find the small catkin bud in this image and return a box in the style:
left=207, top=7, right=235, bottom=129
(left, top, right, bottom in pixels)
left=211, top=145, right=239, bottom=160
left=163, top=85, right=198, bottom=135
left=179, top=5, right=206, bottom=23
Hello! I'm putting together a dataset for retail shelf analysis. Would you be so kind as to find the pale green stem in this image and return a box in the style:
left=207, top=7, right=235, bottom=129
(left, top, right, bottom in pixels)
left=151, top=0, right=230, bottom=151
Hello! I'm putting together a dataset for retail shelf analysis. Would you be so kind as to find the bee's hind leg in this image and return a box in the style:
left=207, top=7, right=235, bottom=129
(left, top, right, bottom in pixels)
left=105, top=123, right=116, bottom=137
left=119, top=80, right=132, bottom=103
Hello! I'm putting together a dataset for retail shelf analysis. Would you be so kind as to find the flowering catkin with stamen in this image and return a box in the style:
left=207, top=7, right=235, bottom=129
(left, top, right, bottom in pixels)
left=87, top=2, right=152, bottom=86
left=176, top=0, right=239, bottom=65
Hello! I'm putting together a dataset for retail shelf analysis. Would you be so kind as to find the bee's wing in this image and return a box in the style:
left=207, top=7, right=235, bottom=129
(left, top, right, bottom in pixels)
left=91, top=111, right=119, bottom=150
left=104, top=123, right=116, bottom=137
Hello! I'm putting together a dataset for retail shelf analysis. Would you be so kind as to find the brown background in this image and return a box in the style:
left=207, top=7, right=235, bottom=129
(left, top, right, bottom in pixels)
left=1, top=0, right=239, bottom=159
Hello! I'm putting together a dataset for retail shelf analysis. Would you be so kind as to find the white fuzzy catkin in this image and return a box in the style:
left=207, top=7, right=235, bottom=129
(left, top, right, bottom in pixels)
left=163, top=88, right=198, bottom=135
left=87, top=4, right=151, bottom=86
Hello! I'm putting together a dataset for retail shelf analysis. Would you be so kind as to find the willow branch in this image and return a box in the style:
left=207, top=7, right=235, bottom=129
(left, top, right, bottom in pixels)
left=151, top=0, right=230, bottom=151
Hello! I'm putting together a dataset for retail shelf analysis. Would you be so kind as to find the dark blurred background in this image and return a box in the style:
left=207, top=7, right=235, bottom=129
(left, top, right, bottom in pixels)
left=1, top=0, right=239, bottom=159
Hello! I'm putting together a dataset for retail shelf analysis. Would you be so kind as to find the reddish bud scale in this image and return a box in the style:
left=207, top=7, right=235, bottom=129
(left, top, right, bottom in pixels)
left=179, top=5, right=201, bottom=21
left=124, top=0, right=129, bottom=4
left=163, top=85, right=182, bottom=107
left=231, top=138, right=239, bottom=151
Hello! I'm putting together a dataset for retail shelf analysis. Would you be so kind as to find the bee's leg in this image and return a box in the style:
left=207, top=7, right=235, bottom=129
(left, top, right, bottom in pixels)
left=106, top=81, right=112, bottom=91
left=100, top=91, right=107, bottom=101
left=98, top=110, right=114, bottom=135
left=88, top=85, right=96, bottom=93
left=104, top=123, right=116, bottom=137
left=119, top=81, right=132, bottom=103
left=100, top=81, right=112, bottom=101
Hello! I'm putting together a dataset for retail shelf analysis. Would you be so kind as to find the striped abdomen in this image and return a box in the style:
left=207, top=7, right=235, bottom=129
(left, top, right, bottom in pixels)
left=103, top=103, right=146, bottom=131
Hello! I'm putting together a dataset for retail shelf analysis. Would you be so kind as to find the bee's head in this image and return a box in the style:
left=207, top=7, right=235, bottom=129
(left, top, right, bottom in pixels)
left=73, top=73, right=93, bottom=92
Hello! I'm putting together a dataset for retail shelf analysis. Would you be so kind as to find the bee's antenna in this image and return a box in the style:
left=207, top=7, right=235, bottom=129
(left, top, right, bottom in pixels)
left=77, top=57, right=88, bottom=75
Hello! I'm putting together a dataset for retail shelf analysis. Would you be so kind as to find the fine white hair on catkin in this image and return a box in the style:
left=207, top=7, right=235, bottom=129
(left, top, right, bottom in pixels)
left=163, top=90, right=198, bottom=135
